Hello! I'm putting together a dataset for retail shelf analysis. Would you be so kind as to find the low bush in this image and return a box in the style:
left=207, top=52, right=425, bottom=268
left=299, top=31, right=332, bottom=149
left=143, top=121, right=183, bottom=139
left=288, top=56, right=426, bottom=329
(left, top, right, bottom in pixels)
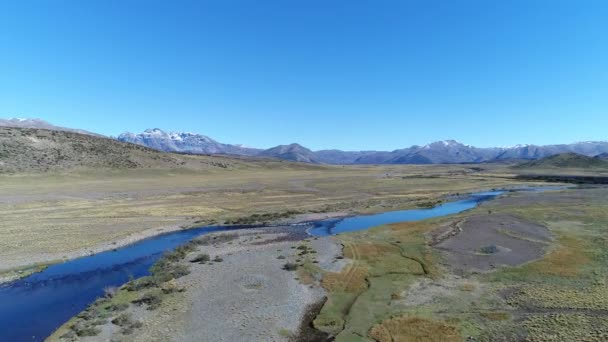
left=283, top=263, right=298, bottom=271
left=70, top=322, right=101, bottom=337
left=190, top=253, right=210, bottom=263
left=111, top=313, right=133, bottom=327
left=479, top=245, right=499, bottom=254
left=132, top=289, right=163, bottom=310
left=125, top=276, right=156, bottom=291
left=193, top=233, right=238, bottom=246
left=106, top=303, right=129, bottom=313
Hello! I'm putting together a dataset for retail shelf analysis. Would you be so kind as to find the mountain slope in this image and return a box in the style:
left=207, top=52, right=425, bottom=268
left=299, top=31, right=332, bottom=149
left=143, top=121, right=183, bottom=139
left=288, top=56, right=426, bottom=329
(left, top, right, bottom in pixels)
left=314, top=149, right=378, bottom=164
left=117, top=128, right=260, bottom=156
left=48, top=123, right=608, bottom=165
left=0, top=118, right=103, bottom=137
left=0, top=127, right=260, bottom=173
left=595, top=152, right=608, bottom=160
left=257, top=143, right=320, bottom=163
left=514, top=153, right=608, bottom=169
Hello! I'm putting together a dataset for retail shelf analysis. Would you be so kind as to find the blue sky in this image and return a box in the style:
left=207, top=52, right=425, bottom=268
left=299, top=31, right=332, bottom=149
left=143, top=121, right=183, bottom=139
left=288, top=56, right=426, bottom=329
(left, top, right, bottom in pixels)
left=1, top=1, right=607, bottom=151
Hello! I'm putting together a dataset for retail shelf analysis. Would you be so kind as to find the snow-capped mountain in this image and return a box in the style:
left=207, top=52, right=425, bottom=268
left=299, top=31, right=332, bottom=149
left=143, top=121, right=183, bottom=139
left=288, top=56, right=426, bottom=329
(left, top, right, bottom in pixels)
left=117, top=128, right=261, bottom=156
left=11, top=120, right=607, bottom=165
left=353, top=140, right=608, bottom=164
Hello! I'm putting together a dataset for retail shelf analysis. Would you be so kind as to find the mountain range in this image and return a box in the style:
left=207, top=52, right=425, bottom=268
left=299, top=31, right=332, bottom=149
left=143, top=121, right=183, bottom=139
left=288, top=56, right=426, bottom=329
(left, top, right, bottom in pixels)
left=118, top=128, right=608, bottom=165
left=3, top=119, right=608, bottom=165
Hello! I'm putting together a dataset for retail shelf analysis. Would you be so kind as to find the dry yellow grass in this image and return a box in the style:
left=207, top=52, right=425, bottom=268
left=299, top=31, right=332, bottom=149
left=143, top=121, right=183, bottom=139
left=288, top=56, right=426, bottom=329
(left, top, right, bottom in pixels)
left=525, top=234, right=590, bottom=277
left=0, top=164, right=525, bottom=270
left=321, top=265, right=369, bottom=293
left=369, top=316, right=461, bottom=342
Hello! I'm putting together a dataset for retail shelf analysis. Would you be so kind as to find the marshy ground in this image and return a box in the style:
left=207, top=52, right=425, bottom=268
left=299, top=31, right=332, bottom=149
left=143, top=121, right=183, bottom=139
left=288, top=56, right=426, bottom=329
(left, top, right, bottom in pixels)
left=314, top=186, right=608, bottom=341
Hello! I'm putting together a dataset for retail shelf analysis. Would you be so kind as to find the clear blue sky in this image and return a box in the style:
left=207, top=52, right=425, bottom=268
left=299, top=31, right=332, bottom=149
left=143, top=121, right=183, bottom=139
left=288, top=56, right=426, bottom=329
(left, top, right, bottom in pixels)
left=1, top=1, right=607, bottom=150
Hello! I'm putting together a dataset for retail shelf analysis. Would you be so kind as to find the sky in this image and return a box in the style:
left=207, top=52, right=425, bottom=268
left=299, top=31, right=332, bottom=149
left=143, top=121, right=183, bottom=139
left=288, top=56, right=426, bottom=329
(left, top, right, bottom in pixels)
left=0, top=1, right=607, bottom=151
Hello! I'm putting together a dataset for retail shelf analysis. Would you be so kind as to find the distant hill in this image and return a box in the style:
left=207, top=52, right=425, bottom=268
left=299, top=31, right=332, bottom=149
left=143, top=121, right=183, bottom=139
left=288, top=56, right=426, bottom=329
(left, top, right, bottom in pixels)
left=0, top=127, right=267, bottom=173
left=314, top=149, right=378, bottom=164
left=257, top=143, right=320, bottom=163
left=0, top=118, right=103, bottom=137
left=355, top=140, right=502, bottom=164
left=595, top=152, right=608, bottom=160
left=514, top=153, right=608, bottom=169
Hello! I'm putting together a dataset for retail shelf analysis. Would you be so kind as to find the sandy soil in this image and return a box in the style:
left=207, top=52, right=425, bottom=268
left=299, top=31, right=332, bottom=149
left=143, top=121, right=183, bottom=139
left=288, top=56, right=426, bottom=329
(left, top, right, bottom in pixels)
left=433, top=213, right=553, bottom=274
left=77, top=226, right=344, bottom=342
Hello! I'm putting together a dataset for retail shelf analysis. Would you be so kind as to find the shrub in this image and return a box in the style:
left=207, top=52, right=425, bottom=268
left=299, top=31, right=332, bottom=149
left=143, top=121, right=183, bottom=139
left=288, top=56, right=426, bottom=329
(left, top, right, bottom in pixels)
left=283, top=263, right=298, bottom=271
left=151, top=259, right=190, bottom=282
left=111, top=313, right=133, bottom=327
left=71, top=322, right=101, bottom=337
left=132, top=290, right=163, bottom=310
left=479, top=245, right=499, bottom=254
left=121, top=321, right=143, bottom=335
left=190, top=253, right=210, bottom=263
left=107, top=303, right=129, bottom=312
left=125, top=276, right=156, bottom=291
left=193, top=233, right=237, bottom=246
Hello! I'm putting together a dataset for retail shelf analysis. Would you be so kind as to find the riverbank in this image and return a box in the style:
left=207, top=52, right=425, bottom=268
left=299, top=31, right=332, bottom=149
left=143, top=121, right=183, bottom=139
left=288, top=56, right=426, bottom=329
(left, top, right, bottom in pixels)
left=0, top=164, right=532, bottom=278
left=49, top=226, right=346, bottom=341
left=0, top=211, right=350, bottom=285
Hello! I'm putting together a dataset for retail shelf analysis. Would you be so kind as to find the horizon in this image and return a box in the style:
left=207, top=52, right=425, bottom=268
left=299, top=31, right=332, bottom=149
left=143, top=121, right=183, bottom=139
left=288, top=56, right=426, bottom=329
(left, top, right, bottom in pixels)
left=2, top=1, right=608, bottom=150
left=3, top=117, right=608, bottom=153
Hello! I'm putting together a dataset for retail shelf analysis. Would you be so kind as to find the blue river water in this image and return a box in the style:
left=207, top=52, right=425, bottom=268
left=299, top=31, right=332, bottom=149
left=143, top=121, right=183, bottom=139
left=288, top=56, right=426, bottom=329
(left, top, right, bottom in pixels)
left=0, top=188, right=545, bottom=341
left=308, top=191, right=503, bottom=236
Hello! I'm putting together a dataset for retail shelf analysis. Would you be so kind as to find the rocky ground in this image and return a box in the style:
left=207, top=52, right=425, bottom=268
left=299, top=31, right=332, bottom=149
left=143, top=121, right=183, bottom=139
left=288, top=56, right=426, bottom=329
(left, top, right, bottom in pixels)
left=56, top=225, right=346, bottom=342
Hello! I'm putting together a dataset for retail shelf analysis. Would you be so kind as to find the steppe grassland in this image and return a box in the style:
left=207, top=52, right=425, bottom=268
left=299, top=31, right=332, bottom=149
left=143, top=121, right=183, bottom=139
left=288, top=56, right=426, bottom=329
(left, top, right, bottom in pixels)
left=0, top=164, right=524, bottom=272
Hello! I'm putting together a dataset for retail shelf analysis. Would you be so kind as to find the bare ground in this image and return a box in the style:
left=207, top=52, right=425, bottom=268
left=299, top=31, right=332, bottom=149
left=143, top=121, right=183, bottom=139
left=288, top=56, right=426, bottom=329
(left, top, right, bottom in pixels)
left=433, top=213, right=553, bottom=274
left=65, top=226, right=345, bottom=342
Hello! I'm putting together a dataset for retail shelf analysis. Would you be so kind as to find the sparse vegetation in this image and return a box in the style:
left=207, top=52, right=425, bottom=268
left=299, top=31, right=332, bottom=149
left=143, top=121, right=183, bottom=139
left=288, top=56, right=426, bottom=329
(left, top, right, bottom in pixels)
left=225, top=210, right=302, bottom=225
left=282, top=263, right=298, bottom=271
left=191, top=253, right=210, bottom=264
left=132, top=289, right=163, bottom=310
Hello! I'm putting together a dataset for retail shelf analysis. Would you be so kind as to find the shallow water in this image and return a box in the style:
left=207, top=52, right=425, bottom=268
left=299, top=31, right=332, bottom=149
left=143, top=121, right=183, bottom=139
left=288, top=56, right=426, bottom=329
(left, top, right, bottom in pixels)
left=307, top=191, right=503, bottom=236
left=0, top=226, right=242, bottom=342
left=0, top=187, right=561, bottom=341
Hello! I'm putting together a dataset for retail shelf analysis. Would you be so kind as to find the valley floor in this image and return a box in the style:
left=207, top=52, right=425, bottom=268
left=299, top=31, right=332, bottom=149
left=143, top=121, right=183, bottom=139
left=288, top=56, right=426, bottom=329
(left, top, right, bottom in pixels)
left=50, top=186, right=608, bottom=342
left=0, top=164, right=525, bottom=274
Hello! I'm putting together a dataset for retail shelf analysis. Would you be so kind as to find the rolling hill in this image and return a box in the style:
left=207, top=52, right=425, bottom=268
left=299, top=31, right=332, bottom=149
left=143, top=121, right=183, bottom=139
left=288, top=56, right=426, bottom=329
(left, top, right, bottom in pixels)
left=0, top=127, right=276, bottom=173
left=0, top=118, right=103, bottom=137
left=514, top=153, right=608, bottom=169
left=257, top=143, right=320, bottom=163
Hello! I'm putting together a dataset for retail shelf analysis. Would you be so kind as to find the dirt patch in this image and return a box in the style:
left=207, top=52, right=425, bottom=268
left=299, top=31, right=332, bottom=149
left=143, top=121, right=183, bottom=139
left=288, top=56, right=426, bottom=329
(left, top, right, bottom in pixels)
left=293, top=298, right=333, bottom=342
left=434, top=214, right=553, bottom=273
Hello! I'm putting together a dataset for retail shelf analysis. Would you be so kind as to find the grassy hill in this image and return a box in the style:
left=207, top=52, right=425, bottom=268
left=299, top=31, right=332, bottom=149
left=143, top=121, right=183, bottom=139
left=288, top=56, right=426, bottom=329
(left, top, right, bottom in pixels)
left=514, top=152, right=608, bottom=169
left=0, top=127, right=316, bottom=173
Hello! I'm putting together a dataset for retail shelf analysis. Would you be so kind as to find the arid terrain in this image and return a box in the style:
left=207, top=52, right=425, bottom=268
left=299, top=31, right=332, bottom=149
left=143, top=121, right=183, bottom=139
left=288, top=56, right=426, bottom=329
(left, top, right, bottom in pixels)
left=2, top=128, right=608, bottom=342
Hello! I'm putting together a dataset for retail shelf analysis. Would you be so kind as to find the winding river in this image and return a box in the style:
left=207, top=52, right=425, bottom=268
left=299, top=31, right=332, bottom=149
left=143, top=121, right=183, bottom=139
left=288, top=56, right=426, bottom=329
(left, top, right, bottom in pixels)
left=0, top=188, right=560, bottom=341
